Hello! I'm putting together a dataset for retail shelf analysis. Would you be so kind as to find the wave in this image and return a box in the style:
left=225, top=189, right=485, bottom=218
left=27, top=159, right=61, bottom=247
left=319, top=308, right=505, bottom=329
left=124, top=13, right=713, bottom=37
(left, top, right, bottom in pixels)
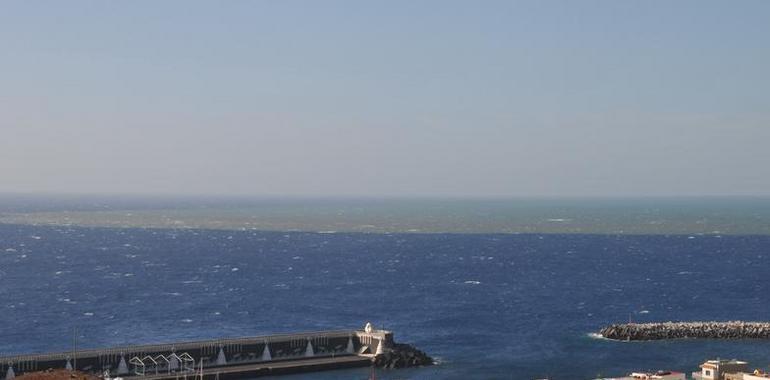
left=587, top=333, right=608, bottom=340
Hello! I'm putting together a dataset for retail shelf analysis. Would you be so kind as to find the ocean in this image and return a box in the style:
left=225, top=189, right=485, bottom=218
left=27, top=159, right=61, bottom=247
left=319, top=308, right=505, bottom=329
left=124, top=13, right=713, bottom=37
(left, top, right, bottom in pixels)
left=1, top=197, right=770, bottom=379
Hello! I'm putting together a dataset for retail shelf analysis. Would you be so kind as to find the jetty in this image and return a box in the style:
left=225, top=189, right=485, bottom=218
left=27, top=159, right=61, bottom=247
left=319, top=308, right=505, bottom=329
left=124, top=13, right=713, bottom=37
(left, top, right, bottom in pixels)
left=0, top=324, right=430, bottom=380
left=599, top=321, right=770, bottom=341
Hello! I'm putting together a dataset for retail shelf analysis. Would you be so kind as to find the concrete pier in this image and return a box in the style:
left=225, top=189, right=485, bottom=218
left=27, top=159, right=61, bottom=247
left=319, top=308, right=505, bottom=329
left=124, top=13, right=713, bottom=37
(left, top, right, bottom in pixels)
left=600, top=321, right=770, bottom=341
left=0, top=327, right=395, bottom=380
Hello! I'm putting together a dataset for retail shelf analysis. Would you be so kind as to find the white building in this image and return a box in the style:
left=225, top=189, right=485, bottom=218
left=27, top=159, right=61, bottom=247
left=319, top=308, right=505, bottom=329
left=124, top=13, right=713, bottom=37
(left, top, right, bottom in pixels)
left=597, top=370, right=686, bottom=380
left=692, top=359, right=749, bottom=380
left=736, top=369, right=770, bottom=380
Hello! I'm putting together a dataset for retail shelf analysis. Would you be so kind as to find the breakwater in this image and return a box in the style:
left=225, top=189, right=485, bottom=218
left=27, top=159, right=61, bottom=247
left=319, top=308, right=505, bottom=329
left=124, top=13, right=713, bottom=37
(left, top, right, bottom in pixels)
left=1, top=325, right=429, bottom=380
left=373, top=344, right=433, bottom=369
left=600, top=321, right=770, bottom=341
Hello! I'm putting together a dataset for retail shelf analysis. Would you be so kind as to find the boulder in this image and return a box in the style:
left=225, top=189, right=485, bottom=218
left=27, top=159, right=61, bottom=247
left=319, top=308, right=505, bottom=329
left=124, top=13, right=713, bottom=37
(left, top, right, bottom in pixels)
left=373, top=343, right=433, bottom=368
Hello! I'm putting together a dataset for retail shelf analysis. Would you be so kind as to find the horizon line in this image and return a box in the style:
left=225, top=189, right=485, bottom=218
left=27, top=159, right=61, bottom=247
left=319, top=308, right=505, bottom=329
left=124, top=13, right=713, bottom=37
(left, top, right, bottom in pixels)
left=1, top=192, right=769, bottom=201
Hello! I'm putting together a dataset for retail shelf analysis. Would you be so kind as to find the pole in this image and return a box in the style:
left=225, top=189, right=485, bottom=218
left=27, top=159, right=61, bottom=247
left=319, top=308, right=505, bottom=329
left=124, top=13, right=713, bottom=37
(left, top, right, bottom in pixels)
left=72, top=327, right=77, bottom=371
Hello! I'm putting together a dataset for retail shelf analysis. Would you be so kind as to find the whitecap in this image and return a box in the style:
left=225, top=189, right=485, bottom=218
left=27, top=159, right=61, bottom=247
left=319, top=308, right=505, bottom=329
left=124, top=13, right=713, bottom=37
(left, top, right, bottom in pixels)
left=181, top=319, right=193, bottom=323
left=464, top=280, right=481, bottom=285
left=587, top=333, right=609, bottom=340
left=83, top=312, right=94, bottom=316
left=639, top=310, right=650, bottom=314
left=430, top=356, right=444, bottom=365
left=231, top=267, right=239, bottom=272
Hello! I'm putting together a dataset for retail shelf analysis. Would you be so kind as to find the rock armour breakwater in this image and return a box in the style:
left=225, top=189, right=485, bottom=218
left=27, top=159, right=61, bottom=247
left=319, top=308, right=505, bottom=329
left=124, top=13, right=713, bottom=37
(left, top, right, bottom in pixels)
left=600, top=321, right=770, bottom=341
left=373, top=343, right=434, bottom=369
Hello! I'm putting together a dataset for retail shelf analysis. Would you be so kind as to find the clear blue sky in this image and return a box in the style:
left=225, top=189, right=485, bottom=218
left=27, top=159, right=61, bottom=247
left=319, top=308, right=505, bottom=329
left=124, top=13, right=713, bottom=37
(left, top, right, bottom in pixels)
left=1, top=1, right=768, bottom=197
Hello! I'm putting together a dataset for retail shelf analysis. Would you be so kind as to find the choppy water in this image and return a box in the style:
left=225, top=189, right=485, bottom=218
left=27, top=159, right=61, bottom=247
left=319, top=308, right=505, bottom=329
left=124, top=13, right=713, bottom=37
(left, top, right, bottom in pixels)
left=2, top=220, right=770, bottom=379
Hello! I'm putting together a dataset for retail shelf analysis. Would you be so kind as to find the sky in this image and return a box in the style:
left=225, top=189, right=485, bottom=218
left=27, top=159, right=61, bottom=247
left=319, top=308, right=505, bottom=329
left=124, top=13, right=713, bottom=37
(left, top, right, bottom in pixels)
left=1, top=1, right=768, bottom=198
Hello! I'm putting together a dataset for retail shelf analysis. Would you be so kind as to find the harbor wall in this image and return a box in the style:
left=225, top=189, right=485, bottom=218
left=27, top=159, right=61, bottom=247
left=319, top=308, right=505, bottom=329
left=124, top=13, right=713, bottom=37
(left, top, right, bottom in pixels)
left=600, top=321, right=770, bottom=341
left=0, top=329, right=393, bottom=379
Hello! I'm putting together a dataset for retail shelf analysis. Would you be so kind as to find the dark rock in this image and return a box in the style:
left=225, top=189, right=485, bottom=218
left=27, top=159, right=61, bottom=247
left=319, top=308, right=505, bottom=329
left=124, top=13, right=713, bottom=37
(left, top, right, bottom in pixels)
left=599, top=321, right=770, bottom=341
left=373, top=343, right=434, bottom=368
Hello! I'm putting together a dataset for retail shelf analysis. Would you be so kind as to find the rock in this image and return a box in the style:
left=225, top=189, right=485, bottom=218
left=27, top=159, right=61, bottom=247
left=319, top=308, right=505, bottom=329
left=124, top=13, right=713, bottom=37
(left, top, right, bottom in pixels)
left=599, top=321, right=770, bottom=341
left=373, top=343, right=433, bottom=368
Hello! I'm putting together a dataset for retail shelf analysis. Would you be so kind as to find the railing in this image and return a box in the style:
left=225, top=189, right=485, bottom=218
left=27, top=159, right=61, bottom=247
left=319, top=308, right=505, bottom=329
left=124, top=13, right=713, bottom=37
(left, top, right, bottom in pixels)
left=0, top=330, right=358, bottom=364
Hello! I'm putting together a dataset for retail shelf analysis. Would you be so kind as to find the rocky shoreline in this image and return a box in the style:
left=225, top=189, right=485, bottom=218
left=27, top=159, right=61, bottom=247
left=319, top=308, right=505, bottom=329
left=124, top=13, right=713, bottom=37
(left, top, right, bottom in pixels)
left=600, top=321, right=770, bottom=341
left=373, top=343, right=434, bottom=369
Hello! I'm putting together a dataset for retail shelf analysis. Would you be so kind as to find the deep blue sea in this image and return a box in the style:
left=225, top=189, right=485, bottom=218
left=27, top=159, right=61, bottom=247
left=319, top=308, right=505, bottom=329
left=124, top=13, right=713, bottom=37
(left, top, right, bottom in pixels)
left=2, top=218, right=770, bottom=378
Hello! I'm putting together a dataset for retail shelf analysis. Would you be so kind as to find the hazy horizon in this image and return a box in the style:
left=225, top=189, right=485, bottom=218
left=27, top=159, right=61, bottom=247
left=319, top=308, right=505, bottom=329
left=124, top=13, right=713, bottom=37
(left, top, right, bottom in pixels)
left=2, top=1, right=769, bottom=197
left=1, top=195, right=768, bottom=235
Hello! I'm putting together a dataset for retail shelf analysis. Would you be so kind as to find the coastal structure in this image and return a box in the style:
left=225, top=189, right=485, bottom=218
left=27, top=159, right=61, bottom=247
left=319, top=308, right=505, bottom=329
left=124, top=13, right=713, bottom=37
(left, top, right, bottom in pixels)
left=597, top=370, right=685, bottom=379
left=0, top=324, right=429, bottom=380
left=691, top=359, right=749, bottom=380
left=688, top=359, right=770, bottom=380
left=741, top=370, right=770, bottom=380
left=595, top=359, right=770, bottom=380
left=599, top=321, right=770, bottom=341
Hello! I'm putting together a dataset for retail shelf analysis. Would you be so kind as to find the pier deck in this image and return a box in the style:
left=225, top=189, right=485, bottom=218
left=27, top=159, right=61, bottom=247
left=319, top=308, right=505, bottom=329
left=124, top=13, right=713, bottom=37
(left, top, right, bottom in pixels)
left=1, top=328, right=393, bottom=380
left=138, top=356, right=371, bottom=380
